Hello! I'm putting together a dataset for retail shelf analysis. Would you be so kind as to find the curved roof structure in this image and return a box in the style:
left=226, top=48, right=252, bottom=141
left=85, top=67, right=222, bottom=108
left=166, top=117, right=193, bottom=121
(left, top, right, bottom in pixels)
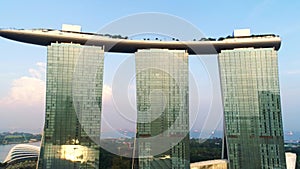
left=0, top=29, right=281, bottom=54
left=3, top=144, right=40, bottom=164
left=190, top=159, right=228, bottom=169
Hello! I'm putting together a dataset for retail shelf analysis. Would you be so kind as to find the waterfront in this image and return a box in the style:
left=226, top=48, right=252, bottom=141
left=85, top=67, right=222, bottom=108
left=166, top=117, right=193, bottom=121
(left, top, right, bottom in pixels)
left=0, top=141, right=40, bottom=162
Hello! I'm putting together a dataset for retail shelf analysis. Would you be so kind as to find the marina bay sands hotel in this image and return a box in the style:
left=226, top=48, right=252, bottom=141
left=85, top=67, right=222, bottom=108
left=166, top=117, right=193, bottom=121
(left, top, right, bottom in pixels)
left=0, top=25, right=286, bottom=169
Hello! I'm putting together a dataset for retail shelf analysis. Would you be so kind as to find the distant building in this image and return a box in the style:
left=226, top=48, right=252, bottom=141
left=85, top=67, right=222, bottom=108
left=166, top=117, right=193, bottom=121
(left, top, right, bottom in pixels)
left=219, top=48, right=286, bottom=168
left=285, top=152, right=297, bottom=169
left=190, top=160, right=228, bottom=169
left=4, top=144, right=40, bottom=164
left=38, top=43, right=105, bottom=168
left=135, top=49, right=190, bottom=168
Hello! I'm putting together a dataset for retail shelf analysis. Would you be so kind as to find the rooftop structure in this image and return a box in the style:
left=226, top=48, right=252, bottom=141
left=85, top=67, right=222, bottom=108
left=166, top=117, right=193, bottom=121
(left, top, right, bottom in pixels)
left=0, top=28, right=281, bottom=54
left=233, top=29, right=251, bottom=37
left=62, top=24, right=81, bottom=32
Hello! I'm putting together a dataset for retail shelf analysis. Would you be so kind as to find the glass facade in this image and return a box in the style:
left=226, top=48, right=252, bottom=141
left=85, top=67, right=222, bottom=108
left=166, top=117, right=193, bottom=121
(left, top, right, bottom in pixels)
left=135, top=49, right=190, bottom=169
left=38, top=43, right=104, bottom=169
left=218, top=48, right=286, bottom=169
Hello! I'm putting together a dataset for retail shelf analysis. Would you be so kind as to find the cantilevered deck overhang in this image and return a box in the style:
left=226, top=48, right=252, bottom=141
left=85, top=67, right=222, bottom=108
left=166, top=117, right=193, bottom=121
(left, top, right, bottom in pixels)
left=0, top=29, right=281, bottom=54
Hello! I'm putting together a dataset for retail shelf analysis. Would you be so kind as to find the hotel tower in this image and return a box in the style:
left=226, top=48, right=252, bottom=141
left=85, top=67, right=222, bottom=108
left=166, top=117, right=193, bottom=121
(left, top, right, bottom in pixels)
left=0, top=26, right=286, bottom=169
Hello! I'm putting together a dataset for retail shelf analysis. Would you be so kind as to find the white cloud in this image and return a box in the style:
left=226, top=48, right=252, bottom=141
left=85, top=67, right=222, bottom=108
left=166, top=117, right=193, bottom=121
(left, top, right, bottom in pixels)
left=0, top=62, right=46, bottom=106
left=28, top=68, right=41, bottom=79
left=0, top=62, right=46, bottom=132
left=0, top=77, right=45, bottom=106
left=103, top=84, right=112, bottom=101
left=36, top=62, right=46, bottom=68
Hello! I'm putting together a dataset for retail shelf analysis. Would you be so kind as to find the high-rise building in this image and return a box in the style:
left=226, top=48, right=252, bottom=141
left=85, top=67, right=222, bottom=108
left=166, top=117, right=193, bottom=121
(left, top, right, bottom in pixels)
left=135, top=49, right=190, bottom=169
left=0, top=27, right=286, bottom=169
left=218, top=48, right=286, bottom=169
left=38, top=43, right=105, bottom=169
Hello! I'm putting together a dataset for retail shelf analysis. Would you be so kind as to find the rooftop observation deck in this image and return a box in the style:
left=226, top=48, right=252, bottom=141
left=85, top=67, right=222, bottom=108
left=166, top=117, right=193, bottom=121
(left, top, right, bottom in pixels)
left=0, top=28, right=281, bottom=54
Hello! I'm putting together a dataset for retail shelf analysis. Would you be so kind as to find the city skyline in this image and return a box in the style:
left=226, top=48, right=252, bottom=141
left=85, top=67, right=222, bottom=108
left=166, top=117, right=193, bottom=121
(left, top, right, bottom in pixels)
left=0, top=1, right=299, bottom=136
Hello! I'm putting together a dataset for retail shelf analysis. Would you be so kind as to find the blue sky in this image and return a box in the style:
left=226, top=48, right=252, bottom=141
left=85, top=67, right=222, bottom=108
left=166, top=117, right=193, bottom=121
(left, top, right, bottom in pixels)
left=0, top=1, right=299, bottom=135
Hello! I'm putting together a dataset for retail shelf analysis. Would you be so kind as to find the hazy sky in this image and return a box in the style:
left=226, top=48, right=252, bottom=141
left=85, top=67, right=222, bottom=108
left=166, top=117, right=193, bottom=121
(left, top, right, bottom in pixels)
left=0, top=1, right=299, bottom=135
